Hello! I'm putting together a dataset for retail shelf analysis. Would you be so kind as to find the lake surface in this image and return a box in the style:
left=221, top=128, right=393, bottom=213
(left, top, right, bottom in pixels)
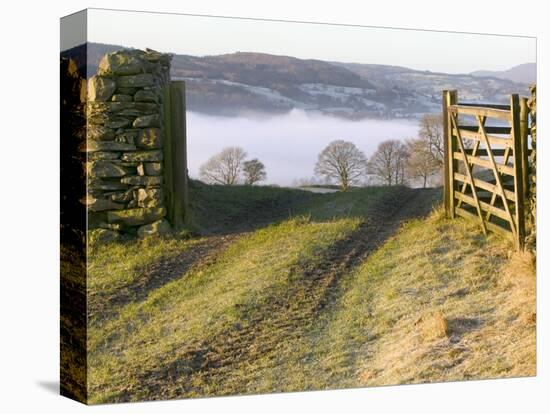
left=186, top=109, right=420, bottom=186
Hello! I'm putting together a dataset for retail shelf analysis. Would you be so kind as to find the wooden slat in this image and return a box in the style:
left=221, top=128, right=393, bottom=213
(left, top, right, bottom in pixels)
left=450, top=105, right=511, bottom=120
left=458, top=125, right=511, bottom=134
left=450, top=113, right=487, bottom=234
left=476, top=115, right=517, bottom=239
left=456, top=116, right=484, bottom=209
left=454, top=192, right=511, bottom=222
left=452, top=127, right=512, bottom=147
left=486, top=147, right=511, bottom=221
left=464, top=148, right=531, bottom=156
left=453, top=152, right=515, bottom=176
left=454, top=172, right=516, bottom=202
left=465, top=148, right=506, bottom=156
left=457, top=103, right=511, bottom=110
left=455, top=206, right=514, bottom=240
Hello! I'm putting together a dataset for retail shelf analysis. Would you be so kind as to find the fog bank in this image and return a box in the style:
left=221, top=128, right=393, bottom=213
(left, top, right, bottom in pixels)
left=186, top=109, right=419, bottom=186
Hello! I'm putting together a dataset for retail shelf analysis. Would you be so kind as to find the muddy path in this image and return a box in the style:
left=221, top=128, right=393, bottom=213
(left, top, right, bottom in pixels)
left=127, top=188, right=439, bottom=401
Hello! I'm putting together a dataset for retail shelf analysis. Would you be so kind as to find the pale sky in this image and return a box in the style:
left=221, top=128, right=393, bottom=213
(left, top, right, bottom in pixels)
left=81, top=8, right=535, bottom=74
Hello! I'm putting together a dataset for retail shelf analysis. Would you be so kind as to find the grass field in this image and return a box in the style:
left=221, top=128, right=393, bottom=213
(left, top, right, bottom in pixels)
left=86, top=182, right=535, bottom=403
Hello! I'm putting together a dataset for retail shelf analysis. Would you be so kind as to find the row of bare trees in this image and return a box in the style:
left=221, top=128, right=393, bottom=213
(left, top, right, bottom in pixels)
left=198, top=114, right=444, bottom=190
left=314, top=114, right=444, bottom=189
left=199, top=147, right=267, bottom=185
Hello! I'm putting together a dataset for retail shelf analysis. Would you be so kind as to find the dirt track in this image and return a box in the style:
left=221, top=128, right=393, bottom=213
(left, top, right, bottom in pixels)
left=126, top=188, right=438, bottom=400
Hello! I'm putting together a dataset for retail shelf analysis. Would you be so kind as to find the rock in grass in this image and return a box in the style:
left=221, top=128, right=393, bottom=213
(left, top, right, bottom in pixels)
left=88, top=228, right=121, bottom=244
left=137, top=219, right=171, bottom=237
left=107, top=207, right=166, bottom=226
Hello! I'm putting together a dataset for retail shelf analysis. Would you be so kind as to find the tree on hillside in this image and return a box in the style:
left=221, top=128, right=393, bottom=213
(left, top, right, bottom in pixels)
left=368, top=139, right=409, bottom=185
left=406, top=138, right=440, bottom=187
left=199, top=146, right=247, bottom=185
left=314, top=140, right=367, bottom=191
left=419, top=114, right=444, bottom=165
left=242, top=158, right=267, bottom=185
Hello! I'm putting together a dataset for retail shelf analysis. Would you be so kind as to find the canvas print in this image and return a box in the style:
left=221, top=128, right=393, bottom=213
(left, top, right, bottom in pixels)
left=60, top=9, right=537, bottom=404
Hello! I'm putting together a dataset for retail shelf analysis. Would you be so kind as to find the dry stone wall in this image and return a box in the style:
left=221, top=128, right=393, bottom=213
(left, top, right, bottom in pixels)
left=527, top=84, right=536, bottom=249
left=82, top=49, right=172, bottom=238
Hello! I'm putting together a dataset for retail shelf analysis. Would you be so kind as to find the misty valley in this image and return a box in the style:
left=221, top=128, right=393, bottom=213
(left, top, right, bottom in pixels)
left=187, top=109, right=421, bottom=187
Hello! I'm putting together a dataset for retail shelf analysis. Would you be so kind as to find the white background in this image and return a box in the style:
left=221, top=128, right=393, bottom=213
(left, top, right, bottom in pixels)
left=0, top=0, right=547, bottom=412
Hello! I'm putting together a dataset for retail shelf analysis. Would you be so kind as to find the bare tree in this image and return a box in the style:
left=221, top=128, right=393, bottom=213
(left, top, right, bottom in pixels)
left=242, top=158, right=267, bottom=185
left=314, top=140, right=367, bottom=191
left=199, top=146, right=247, bottom=185
left=418, top=114, right=444, bottom=165
left=406, top=138, right=440, bottom=188
left=368, top=139, right=409, bottom=186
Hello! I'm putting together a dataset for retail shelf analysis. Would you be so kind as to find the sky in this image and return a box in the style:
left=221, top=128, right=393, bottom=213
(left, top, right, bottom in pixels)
left=79, top=8, right=536, bottom=74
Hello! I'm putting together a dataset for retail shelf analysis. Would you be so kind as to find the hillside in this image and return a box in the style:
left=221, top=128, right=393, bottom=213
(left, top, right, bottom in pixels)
left=62, top=42, right=531, bottom=120
left=86, top=183, right=535, bottom=403
left=471, top=62, right=536, bottom=84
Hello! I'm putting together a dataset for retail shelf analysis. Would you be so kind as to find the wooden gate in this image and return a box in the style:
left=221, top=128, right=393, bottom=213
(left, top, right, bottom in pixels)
left=442, top=90, right=530, bottom=250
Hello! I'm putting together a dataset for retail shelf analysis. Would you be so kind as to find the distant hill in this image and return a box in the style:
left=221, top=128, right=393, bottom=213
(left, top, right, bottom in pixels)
left=470, top=63, right=536, bottom=84
left=62, top=42, right=533, bottom=120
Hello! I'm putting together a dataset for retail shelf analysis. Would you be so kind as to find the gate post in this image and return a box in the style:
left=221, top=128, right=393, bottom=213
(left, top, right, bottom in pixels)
left=163, top=81, right=189, bottom=230
left=511, top=94, right=525, bottom=250
left=519, top=97, right=530, bottom=199
left=443, top=90, right=457, bottom=218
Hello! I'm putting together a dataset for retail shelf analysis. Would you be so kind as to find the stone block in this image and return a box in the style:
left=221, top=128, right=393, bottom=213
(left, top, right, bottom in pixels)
left=137, top=188, right=163, bottom=208
left=120, top=175, right=162, bottom=186
left=133, top=114, right=160, bottom=128
left=144, top=162, right=162, bottom=176
left=137, top=219, right=171, bottom=237
left=116, top=73, right=155, bottom=88
left=87, top=151, right=120, bottom=161
left=134, top=89, right=158, bottom=102
left=136, top=128, right=162, bottom=149
left=109, top=189, right=134, bottom=204
left=105, top=115, right=134, bottom=129
left=121, top=150, right=163, bottom=162
left=84, top=196, right=126, bottom=212
left=88, top=125, right=115, bottom=141
left=107, top=207, right=166, bottom=226
left=111, top=94, right=133, bottom=102
left=88, top=75, right=116, bottom=102
left=98, top=51, right=155, bottom=76
left=88, top=228, right=121, bottom=244
left=87, top=161, right=127, bottom=178
left=80, top=141, right=136, bottom=152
